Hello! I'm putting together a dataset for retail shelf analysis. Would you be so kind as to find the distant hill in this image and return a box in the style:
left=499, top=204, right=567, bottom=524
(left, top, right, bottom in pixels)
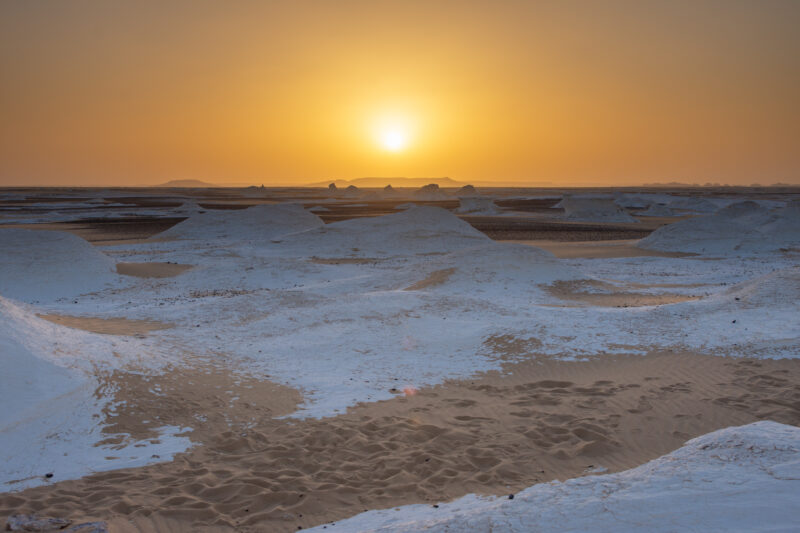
left=155, top=179, right=219, bottom=188
left=305, top=177, right=465, bottom=188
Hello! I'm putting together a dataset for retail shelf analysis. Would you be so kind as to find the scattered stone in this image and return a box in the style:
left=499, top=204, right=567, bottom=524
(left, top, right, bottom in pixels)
left=6, top=514, right=71, bottom=531
left=508, top=494, right=515, bottom=500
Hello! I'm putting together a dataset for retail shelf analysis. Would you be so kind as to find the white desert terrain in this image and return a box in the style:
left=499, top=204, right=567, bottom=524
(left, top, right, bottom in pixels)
left=0, top=186, right=799, bottom=532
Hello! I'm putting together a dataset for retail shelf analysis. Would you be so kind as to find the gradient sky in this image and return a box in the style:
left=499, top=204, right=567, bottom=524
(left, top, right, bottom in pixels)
left=1, top=0, right=799, bottom=186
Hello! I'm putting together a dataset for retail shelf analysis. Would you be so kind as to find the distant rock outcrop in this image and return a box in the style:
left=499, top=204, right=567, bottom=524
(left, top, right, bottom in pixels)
left=155, top=179, right=217, bottom=188
left=457, top=184, right=479, bottom=196
left=413, top=183, right=449, bottom=201
left=559, top=195, right=638, bottom=223
left=455, top=196, right=500, bottom=215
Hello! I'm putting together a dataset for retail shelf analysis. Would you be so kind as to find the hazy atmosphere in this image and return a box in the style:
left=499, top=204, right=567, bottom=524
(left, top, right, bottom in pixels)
left=2, top=0, right=799, bottom=186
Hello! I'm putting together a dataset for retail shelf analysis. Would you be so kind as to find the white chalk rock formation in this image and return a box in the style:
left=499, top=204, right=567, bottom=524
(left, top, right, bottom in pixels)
left=155, top=203, right=324, bottom=242
left=455, top=196, right=500, bottom=215
left=639, top=200, right=799, bottom=254
left=559, top=195, right=638, bottom=223
left=278, top=206, right=490, bottom=256
left=0, top=229, right=117, bottom=302
left=412, top=184, right=449, bottom=201
left=638, top=203, right=676, bottom=217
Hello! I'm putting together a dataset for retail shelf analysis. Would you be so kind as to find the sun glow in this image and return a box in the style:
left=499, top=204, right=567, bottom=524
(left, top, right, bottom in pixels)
left=379, top=128, right=409, bottom=152
left=371, top=112, right=416, bottom=153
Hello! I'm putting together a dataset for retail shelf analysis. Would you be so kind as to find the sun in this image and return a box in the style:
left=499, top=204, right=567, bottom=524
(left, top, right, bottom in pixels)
left=379, top=128, right=409, bottom=152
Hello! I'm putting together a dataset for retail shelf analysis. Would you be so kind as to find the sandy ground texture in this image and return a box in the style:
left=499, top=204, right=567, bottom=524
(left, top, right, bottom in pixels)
left=37, top=314, right=173, bottom=336
left=511, top=239, right=693, bottom=259
left=1, top=350, right=798, bottom=532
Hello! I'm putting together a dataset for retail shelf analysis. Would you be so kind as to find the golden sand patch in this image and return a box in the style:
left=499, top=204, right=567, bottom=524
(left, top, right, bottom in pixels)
left=116, top=262, right=193, bottom=278
left=545, top=279, right=701, bottom=307
left=511, top=239, right=694, bottom=259
left=37, top=314, right=172, bottom=336
left=404, top=267, right=457, bottom=291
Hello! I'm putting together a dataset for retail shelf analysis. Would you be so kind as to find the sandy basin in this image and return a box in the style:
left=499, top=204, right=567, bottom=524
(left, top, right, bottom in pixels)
left=2, top=349, right=798, bottom=532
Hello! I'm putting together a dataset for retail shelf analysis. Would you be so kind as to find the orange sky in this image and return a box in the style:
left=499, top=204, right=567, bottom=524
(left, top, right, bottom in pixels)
left=1, top=1, right=799, bottom=187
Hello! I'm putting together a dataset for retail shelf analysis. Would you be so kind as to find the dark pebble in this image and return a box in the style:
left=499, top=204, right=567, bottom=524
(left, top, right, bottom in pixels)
left=45, top=472, right=53, bottom=478
left=508, top=494, right=514, bottom=500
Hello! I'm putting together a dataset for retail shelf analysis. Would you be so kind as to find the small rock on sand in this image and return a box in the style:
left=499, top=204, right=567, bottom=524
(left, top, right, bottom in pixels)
left=6, top=514, right=71, bottom=531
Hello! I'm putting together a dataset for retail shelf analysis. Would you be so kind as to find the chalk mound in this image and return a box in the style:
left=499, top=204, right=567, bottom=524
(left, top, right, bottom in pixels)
left=560, top=195, right=638, bottom=223
left=155, top=203, right=324, bottom=242
left=361, top=185, right=402, bottom=201
left=413, top=183, right=449, bottom=201
left=0, top=229, right=117, bottom=302
left=666, top=196, right=724, bottom=213
left=404, top=242, right=581, bottom=293
left=241, top=185, right=268, bottom=198
left=455, top=196, right=500, bottom=215
left=173, top=199, right=204, bottom=215
left=759, top=199, right=800, bottom=238
left=0, top=299, right=87, bottom=435
left=342, top=185, right=361, bottom=198
left=639, top=201, right=797, bottom=254
left=615, top=193, right=666, bottom=209
left=723, top=267, right=800, bottom=308
left=0, top=297, right=188, bottom=491
left=280, top=206, right=490, bottom=256
left=310, top=421, right=800, bottom=533
left=456, top=184, right=478, bottom=196
left=638, top=203, right=676, bottom=217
